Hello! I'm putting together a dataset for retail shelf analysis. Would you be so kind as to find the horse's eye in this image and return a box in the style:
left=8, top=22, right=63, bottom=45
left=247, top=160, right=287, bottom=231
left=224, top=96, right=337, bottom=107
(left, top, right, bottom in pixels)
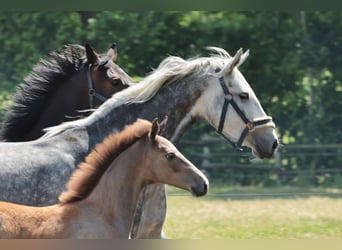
left=165, top=152, right=175, bottom=160
left=239, top=92, right=249, bottom=100
left=111, top=78, right=122, bottom=86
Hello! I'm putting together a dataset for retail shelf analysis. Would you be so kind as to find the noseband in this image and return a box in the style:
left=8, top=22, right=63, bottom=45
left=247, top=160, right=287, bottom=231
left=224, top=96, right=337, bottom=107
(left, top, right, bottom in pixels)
left=215, top=68, right=275, bottom=151
left=86, top=64, right=108, bottom=109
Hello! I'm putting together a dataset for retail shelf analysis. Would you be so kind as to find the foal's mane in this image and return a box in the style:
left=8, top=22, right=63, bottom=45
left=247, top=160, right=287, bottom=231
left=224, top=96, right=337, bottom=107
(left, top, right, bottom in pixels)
left=0, top=44, right=86, bottom=141
left=43, top=47, right=231, bottom=137
left=58, top=119, right=152, bottom=204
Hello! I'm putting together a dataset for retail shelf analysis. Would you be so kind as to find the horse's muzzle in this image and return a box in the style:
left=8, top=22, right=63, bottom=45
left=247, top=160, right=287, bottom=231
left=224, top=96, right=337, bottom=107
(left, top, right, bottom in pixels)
left=254, top=138, right=279, bottom=159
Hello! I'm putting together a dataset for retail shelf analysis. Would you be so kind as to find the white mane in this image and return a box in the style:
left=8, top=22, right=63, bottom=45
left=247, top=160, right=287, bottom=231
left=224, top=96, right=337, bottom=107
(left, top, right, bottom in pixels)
left=43, top=47, right=232, bottom=137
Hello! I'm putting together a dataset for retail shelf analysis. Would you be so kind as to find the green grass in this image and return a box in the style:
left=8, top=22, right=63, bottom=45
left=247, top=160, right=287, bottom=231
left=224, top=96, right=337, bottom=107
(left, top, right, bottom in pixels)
left=164, top=185, right=342, bottom=239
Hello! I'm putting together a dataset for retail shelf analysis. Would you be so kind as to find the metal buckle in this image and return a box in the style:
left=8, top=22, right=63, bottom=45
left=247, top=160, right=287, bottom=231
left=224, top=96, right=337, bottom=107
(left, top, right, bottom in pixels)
left=88, top=88, right=95, bottom=96
left=225, top=93, right=233, bottom=101
left=246, top=122, right=254, bottom=130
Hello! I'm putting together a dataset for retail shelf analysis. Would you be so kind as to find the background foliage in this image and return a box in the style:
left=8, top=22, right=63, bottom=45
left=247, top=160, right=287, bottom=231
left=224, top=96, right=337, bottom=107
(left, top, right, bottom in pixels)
left=0, top=11, right=341, bottom=187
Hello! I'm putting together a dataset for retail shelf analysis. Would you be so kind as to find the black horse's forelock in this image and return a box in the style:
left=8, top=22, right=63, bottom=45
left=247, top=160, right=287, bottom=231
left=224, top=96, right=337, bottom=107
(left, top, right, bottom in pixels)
left=0, top=45, right=86, bottom=141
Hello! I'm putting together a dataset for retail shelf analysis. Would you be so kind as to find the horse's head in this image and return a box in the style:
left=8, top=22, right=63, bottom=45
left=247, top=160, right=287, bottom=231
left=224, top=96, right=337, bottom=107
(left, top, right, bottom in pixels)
left=84, top=43, right=133, bottom=108
left=142, top=119, right=208, bottom=197
left=200, top=48, right=278, bottom=158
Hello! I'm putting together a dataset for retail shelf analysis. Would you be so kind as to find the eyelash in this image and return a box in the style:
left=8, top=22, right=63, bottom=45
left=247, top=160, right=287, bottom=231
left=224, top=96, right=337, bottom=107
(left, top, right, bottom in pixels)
left=165, top=152, right=175, bottom=160
left=239, top=92, right=249, bottom=100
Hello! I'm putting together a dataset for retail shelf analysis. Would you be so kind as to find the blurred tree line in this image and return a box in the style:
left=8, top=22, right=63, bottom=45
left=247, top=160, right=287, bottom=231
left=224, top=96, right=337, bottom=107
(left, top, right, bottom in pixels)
left=0, top=11, right=341, bottom=186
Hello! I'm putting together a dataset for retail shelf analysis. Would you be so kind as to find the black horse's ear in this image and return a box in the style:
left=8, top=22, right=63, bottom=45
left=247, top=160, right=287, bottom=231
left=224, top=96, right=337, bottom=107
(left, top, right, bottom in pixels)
left=149, top=118, right=160, bottom=141
left=159, top=116, right=168, bottom=135
left=107, top=43, right=118, bottom=62
left=85, top=43, right=99, bottom=65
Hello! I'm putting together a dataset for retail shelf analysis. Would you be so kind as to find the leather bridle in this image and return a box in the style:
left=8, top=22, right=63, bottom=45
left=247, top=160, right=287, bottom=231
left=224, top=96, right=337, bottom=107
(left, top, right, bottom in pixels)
left=86, top=64, right=108, bottom=109
left=215, top=68, right=275, bottom=151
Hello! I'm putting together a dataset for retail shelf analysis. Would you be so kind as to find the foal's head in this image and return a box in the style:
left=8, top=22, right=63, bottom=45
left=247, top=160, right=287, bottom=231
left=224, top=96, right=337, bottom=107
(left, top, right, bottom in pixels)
left=138, top=118, right=209, bottom=197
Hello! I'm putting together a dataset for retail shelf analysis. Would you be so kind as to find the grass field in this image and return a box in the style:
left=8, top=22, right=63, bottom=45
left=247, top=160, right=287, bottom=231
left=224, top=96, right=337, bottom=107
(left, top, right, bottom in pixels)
left=163, top=185, right=342, bottom=239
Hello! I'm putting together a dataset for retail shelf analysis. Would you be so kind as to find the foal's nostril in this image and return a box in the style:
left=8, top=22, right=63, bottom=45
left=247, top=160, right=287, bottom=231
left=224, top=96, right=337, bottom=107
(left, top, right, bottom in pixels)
left=272, top=139, right=279, bottom=151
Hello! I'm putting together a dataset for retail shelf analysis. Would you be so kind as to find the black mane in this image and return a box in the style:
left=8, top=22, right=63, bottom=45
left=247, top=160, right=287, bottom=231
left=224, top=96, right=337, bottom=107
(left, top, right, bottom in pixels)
left=0, top=45, right=86, bottom=141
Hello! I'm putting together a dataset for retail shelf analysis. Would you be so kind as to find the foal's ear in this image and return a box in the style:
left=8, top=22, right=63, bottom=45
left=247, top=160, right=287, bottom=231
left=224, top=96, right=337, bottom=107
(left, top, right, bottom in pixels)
left=85, top=43, right=99, bottom=65
left=149, top=118, right=160, bottom=141
left=159, top=115, right=168, bottom=135
left=107, top=43, right=118, bottom=62
left=224, top=48, right=249, bottom=75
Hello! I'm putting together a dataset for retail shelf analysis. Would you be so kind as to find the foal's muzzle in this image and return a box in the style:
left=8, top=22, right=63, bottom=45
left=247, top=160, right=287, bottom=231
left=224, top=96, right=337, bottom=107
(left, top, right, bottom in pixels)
left=191, top=182, right=208, bottom=197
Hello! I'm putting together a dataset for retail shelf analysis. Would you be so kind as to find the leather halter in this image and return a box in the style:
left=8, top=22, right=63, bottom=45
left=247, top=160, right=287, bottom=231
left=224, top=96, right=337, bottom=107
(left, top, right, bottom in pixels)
left=215, top=68, right=275, bottom=151
left=86, top=64, right=108, bottom=109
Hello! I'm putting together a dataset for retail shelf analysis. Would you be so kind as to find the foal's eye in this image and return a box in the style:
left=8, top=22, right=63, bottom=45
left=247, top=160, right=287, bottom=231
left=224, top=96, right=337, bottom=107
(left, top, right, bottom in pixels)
left=165, top=152, right=175, bottom=160
left=239, top=92, right=249, bottom=100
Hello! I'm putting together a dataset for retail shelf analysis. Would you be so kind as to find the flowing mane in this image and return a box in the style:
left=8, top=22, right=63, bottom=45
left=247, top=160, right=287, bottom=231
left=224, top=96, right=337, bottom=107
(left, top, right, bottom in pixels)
left=0, top=44, right=86, bottom=140
left=102, top=46, right=231, bottom=106
left=58, top=119, right=152, bottom=204
left=43, top=47, right=231, bottom=137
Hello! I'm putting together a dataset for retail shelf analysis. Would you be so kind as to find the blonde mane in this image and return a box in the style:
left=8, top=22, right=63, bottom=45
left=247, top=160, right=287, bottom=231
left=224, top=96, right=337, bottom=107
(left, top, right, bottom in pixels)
left=43, top=47, right=232, bottom=137
left=58, top=119, right=152, bottom=204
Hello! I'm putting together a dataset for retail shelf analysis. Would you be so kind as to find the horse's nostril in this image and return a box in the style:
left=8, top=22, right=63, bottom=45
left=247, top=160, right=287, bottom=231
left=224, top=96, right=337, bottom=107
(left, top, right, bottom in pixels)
left=203, top=183, right=208, bottom=193
left=272, top=139, right=279, bottom=150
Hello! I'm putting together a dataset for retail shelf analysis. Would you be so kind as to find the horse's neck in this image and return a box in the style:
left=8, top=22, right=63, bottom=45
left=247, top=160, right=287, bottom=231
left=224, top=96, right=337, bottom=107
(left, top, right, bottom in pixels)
left=26, top=71, right=87, bottom=141
left=83, top=148, right=146, bottom=237
left=85, top=78, right=207, bottom=148
left=41, top=71, right=88, bottom=119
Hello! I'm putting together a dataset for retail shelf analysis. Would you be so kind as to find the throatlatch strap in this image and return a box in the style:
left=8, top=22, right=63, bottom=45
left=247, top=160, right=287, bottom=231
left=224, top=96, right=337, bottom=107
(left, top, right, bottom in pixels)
left=217, top=76, right=230, bottom=96
left=87, top=64, right=94, bottom=108
left=216, top=68, right=230, bottom=134
left=217, top=99, right=229, bottom=133
left=87, top=64, right=108, bottom=109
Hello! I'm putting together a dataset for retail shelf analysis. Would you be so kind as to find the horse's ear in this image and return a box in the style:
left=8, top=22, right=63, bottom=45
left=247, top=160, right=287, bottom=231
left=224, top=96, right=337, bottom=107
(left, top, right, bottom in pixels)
left=107, top=43, right=118, bottom=62
left=159, top=116, right=168, bottom=135
left=85, top=43, right=99, bottom=65
left=149, top=118, right=160, bottom=141
left=224, top=48, right=249, bottom=75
